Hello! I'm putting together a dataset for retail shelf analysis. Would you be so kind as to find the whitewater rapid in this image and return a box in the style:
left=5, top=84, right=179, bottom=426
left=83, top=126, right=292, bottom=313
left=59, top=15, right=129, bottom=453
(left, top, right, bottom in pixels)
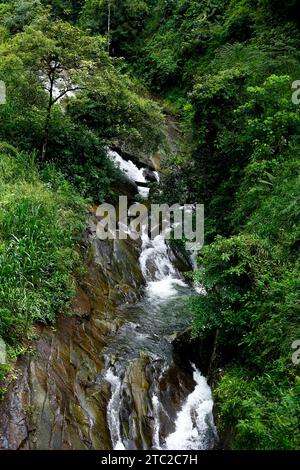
left=104, top=150, right=217, bottom=450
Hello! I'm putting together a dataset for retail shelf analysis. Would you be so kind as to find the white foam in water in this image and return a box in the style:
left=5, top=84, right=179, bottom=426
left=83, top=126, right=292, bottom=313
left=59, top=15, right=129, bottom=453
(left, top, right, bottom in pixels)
left=108, top=150, right=150, bottom=198
left=108, top=149, right=146, bottom=183
left=104, top=149, right=215, bottom=451
left=137, top=186, right=150, bottom=198
left=105, top=368, right=126, bottom=450
left=147, top=278, right=187, bottom=300
left=140, top=231, right=177, bottom=280
left=165, top=364, right=216, bottom=450
left=137, top=197, right=189, bottom=299
left=153, top=171, right=160, bottom=182
left=152, top=394, right=162, bottom=450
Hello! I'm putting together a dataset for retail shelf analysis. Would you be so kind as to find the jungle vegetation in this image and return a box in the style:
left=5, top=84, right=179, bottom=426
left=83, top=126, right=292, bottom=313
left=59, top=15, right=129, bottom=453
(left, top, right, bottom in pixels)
left=0, top=0, right=299, bottom=449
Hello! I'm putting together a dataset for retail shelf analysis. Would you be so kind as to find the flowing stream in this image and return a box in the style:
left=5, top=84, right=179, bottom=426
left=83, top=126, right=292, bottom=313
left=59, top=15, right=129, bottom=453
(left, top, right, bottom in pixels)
left=0, top=148, right=217, bottom=451
left=103, top=150, right=217, bottom=450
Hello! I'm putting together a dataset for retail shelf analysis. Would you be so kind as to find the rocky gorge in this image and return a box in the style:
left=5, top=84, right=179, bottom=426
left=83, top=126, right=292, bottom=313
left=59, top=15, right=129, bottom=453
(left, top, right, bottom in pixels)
left=0, top=148, right=217, bottom=451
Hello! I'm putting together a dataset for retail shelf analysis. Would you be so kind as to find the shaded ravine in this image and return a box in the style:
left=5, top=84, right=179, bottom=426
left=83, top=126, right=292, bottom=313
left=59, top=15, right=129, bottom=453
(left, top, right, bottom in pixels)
left=0, top=150, right=217, bottom=450
left=101, top=151, right=217, bottom=449
left=0, top=203, right=147, bottom=449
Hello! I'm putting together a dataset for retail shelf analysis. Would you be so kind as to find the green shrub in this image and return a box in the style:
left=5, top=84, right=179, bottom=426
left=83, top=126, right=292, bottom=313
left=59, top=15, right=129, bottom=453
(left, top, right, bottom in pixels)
left=0, top=150, right=85, bottom=344
left=215, top=368, right=300, bottom=450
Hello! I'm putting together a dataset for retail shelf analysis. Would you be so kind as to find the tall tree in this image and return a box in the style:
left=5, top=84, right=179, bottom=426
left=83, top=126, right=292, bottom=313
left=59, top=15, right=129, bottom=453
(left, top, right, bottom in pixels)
left=79, top=0, right=149, bottom=56
left=107, top=0, right=111, bottom=54
left=7, top=14, right=109, bottom=159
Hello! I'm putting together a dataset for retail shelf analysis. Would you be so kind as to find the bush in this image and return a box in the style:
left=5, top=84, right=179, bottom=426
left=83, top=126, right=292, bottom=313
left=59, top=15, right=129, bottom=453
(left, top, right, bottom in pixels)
left=0, top=150, right=85, bottom=344
left=215, top=367, right=300, bottom=450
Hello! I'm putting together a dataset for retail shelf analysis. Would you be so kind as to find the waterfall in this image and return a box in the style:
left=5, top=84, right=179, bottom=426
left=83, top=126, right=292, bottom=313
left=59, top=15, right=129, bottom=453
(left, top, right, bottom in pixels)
left=104, top=149, right=216, bottom=450
left=152, top=394, right=162, bottom=449
left=108, top=149, right=151, bottom=198
left=105, top=368, right=126, bottom=450
left=164, top=365, right=217, bottom=450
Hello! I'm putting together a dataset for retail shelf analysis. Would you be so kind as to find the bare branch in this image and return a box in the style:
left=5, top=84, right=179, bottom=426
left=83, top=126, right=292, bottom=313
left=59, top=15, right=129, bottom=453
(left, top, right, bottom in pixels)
left=52, top=86, right=84, bottom=104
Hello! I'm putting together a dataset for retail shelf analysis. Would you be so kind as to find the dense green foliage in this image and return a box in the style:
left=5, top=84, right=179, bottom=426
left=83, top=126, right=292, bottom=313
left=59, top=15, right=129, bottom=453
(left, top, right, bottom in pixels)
left=0, top=2, right=164, bottom=358
left=134, top=0, right=300, bottom=450
left=0, top=148, right=85, bottom=345
left=0, top=2, right=164, bottom=201
left=79, top=0, right=150, bottom=55
left=0, top=0, right=299, bottom=450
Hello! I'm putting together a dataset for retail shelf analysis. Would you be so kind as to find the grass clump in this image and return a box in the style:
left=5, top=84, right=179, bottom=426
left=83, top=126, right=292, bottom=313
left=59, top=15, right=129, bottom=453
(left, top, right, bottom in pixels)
left=0, top=149, right=85, bottom=345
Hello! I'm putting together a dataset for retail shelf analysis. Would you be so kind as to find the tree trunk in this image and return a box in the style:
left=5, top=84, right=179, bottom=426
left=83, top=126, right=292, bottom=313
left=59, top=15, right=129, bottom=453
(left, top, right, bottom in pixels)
left=207, top=328, right=220, bottom=385
left=107, top=0, right=111, bottom=55
left=42, top=75, right=54, bottom=161
left=41, top=109, right=51, bottom=161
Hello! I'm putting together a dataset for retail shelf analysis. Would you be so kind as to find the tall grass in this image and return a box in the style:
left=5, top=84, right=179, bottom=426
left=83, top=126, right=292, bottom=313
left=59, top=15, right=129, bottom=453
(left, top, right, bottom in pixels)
left=0, top=148, right=85, bottom=344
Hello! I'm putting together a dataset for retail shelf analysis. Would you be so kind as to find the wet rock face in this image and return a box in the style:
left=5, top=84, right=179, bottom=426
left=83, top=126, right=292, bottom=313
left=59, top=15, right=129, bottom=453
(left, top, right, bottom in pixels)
left=87, top=213, right=145, bottom=304
left=168, top=243, right=193, bottom=273
left=111, top=354, right=197, bottom=450
left=170, top=328, right=216, bottom=377
left=121, top=355, right=152, bottom=450
left=0, top=212, right=147, bottom=450
left=154, top=362, right=196, bottom=441
left=142, top=168, right=157, bottom=183
left=0, top=314, right=113, bottom=450
left=112, top=173, right=139, bottom=200
left=0, top=270, right=119, bottom=450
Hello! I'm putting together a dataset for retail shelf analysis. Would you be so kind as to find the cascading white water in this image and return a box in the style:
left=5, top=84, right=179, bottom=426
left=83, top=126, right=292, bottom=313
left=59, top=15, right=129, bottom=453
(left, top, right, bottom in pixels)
left=105, top=368, right=126, bottom=450
left=164, top=364, right=217, bottom=450
left=104, top=149, right=216, bottom=450
left=108, top=147, right=189, bottom=299
left=152, top=394, right=162, bottom=449
left=139, top=220, right=189, bottom=301
left=40, top=74, right=78, bottom=103
left=139, top=232, right=176, bottom=281
left=108, top=149, right=151, bottom=198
